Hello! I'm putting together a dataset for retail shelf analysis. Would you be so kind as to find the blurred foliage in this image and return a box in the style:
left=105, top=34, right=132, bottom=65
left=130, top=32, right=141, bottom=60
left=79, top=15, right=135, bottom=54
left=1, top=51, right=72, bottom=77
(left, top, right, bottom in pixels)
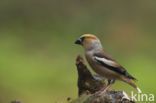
left=0, top=0, right=155, bottom=103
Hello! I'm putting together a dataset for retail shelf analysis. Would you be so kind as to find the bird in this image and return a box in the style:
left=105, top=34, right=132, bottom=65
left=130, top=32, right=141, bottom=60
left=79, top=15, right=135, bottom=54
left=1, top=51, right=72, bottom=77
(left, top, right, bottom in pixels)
left=74, top=34, right=141, bottom=94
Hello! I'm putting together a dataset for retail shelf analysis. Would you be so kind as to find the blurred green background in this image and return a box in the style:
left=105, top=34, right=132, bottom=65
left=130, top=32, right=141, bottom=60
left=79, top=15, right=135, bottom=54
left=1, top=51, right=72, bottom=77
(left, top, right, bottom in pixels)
left=0, top=0, right=155, bottom=103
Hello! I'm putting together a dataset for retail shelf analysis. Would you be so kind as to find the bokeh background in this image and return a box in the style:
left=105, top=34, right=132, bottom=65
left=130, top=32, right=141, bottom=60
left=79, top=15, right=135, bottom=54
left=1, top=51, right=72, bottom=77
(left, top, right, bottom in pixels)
left=0, top=0, right=155, bottom=103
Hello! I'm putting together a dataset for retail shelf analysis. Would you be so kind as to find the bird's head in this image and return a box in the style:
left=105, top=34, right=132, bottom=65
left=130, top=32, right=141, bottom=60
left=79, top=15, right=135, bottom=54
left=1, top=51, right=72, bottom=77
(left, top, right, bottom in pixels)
left=75, top=34, right=102, bottom=51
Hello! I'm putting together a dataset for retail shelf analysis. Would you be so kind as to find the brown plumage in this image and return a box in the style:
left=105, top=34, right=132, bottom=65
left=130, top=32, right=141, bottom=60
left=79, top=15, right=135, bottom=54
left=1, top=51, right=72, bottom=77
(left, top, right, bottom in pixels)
left=93, top=50, right=136, bottom=80
left=75, top=34, right=141, bottom=93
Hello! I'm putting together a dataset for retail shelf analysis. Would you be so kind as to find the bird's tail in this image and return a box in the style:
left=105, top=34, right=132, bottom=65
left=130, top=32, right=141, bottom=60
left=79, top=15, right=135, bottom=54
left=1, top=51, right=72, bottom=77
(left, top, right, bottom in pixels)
left=120, top=76, right=142, bottom=93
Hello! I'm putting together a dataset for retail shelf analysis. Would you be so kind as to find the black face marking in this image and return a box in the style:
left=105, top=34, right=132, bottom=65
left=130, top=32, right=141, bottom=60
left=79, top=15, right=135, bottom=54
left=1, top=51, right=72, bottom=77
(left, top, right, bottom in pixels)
left=75, top=37, right=85, bottom=45
left=75, top=38, right=81, bottom=45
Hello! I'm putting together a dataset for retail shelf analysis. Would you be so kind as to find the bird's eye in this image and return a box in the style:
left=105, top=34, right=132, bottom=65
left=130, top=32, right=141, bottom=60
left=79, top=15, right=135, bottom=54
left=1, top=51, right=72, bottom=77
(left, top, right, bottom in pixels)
left=80, top=37, right=85, bottom=42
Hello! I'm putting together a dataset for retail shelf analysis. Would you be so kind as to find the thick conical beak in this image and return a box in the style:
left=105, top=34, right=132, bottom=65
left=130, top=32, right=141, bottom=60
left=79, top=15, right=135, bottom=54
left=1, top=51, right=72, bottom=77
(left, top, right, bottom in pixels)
left=75, top=38, right=82, bottom=45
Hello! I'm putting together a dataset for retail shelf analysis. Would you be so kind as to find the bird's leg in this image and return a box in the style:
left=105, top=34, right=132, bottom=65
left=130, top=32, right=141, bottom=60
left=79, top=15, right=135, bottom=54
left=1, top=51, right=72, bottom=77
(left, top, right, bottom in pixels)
left=94, top=79, right=115, bottom=95
left=98, top=79, right=115, bottom=95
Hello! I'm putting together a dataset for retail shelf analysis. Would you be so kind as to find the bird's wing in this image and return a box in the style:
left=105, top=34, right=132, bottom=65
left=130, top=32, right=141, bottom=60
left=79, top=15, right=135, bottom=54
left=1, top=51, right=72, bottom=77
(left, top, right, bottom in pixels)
left=93, top=51, right=136, bottom=80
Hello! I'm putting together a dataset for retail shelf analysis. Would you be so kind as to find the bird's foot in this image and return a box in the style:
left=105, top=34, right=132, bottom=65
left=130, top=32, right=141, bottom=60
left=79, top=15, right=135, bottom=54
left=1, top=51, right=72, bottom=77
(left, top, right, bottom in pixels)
left=98, top=87, right=109, bottom=95
left=94, top=80, right=114, bottom=96
left=94, top=86, right=109, bottom=96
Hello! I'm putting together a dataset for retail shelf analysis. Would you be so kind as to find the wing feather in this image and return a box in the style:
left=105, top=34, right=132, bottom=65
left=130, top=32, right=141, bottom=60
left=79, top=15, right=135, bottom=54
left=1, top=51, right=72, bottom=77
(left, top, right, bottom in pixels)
left=93, top=51, right=136, bottom=80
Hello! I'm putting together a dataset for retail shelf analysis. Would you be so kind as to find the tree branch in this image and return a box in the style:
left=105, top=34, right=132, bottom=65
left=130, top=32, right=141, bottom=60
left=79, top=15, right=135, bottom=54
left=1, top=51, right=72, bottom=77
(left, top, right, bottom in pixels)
left=71, top=55, right=134, bottom=103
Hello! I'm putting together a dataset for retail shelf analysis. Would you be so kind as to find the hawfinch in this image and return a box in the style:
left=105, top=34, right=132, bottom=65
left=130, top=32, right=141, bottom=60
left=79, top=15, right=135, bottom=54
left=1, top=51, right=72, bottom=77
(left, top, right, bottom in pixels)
left=75, top=34, right=141, bottom=94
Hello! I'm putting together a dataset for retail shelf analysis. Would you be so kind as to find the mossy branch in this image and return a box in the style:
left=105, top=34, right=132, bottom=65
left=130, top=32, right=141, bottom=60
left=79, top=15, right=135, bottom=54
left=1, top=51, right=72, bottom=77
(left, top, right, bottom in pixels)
left=70, top=55, right=134, bottom=103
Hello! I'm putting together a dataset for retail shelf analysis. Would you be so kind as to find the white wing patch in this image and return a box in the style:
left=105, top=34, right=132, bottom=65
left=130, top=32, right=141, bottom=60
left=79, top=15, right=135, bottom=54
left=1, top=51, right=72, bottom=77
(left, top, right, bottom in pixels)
left=93, top=56, right=116, bottom=67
